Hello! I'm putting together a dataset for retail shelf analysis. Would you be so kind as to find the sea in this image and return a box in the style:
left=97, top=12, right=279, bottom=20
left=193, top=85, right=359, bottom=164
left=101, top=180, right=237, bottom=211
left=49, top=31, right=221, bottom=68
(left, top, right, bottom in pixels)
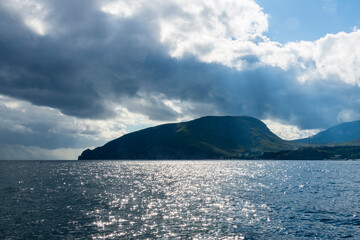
left=1, top=160, right=360, bottom=239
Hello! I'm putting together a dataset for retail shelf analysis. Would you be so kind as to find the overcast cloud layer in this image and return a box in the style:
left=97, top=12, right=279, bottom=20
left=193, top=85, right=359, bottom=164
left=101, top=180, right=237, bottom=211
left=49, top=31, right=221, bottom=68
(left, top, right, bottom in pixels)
left=1, top=0, right=360, bottom=159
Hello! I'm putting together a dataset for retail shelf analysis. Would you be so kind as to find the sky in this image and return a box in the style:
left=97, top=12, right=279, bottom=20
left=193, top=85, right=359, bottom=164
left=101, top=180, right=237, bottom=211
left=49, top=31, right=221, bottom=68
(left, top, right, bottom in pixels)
left=1, top=0, right=360, bottom=160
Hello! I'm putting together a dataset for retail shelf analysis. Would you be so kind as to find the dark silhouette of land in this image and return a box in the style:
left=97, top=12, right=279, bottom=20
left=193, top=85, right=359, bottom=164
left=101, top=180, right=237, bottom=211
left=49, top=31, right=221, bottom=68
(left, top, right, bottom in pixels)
left=78, top=116, right=360, bottom=160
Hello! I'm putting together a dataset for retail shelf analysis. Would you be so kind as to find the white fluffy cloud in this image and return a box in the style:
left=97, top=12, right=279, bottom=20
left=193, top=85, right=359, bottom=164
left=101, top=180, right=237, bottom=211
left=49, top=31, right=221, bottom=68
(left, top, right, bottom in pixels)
left=100, top=0, right=360, bottom=87
left=158, top=0, right=268, bottom=59
left=310, top=30, right=360, bottom=85
left=101, top=0, right=268, bottom=69
left=263, top=119, right=321, bottom=141
left=255, top=30, right=360, bottom=86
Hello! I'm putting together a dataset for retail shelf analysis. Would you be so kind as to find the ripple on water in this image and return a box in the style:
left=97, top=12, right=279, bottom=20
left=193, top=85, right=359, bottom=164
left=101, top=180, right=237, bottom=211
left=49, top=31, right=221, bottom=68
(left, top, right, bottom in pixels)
left=0, top=160, right=360, bottom=239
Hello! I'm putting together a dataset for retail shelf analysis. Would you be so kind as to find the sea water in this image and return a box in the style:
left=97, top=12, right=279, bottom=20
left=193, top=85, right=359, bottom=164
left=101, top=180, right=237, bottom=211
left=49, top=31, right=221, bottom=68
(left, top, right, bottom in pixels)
left=1, top=160, right=360, bottom=239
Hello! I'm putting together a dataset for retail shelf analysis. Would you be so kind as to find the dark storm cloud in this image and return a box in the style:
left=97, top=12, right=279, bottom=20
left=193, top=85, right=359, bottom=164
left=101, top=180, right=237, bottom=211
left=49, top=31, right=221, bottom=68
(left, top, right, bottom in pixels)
left=0, top=0, right=359, bottom=130
left=0, top=100, right=103, bottom=149
left=137, top=54, right=360, bottom=129
left=0, top=5, right=111, bottom=119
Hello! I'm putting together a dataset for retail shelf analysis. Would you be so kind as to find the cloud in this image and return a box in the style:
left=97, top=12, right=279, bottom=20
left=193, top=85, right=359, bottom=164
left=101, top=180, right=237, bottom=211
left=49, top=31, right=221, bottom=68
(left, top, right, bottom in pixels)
left=0, top=95, right=130, bottom=149
left=155, top=0, right=268, bottom=60
left=323, top=0, right=337, bottom=14
left=1, top=0, right=49, bottom=35
left=0, top=0, right=360, bottom=157
left=0, top=144, right=83, bottom=160
left=254, top=30, right=360, bottom=86
left=263, top=120, right=321, bottom=141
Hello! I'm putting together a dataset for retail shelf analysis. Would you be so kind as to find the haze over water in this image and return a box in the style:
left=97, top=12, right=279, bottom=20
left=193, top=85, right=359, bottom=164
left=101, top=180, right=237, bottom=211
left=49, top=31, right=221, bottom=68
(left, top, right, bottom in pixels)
left=1, top=160, right=360, bottom=239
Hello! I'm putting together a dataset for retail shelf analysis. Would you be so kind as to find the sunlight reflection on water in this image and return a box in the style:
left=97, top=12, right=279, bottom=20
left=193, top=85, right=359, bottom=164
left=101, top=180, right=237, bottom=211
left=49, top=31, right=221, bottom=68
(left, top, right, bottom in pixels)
left=1, top=160, right=360, bottom=239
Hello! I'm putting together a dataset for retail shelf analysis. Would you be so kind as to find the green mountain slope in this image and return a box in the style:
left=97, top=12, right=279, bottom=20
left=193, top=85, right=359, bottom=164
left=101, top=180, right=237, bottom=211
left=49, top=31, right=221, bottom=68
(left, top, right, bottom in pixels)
left=262, top=146, right=360, bottom=160
left=78, top=116, right=293, bottom=160
left=296, top=120, right=360, bottom=144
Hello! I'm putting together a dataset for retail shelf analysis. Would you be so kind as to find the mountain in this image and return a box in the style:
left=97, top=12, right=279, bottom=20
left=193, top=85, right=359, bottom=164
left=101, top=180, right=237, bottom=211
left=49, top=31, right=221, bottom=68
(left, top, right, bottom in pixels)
left=296, top=120, right=360, bottom=144
left=78, top=116, right=293, bottom=160
left=262, top=146, right=360, bottom=160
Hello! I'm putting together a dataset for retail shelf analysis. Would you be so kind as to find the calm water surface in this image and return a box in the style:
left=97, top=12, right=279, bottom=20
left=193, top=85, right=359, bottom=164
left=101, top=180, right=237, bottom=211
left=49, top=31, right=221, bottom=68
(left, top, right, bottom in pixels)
left=1, top=160, right=360, bottom=239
